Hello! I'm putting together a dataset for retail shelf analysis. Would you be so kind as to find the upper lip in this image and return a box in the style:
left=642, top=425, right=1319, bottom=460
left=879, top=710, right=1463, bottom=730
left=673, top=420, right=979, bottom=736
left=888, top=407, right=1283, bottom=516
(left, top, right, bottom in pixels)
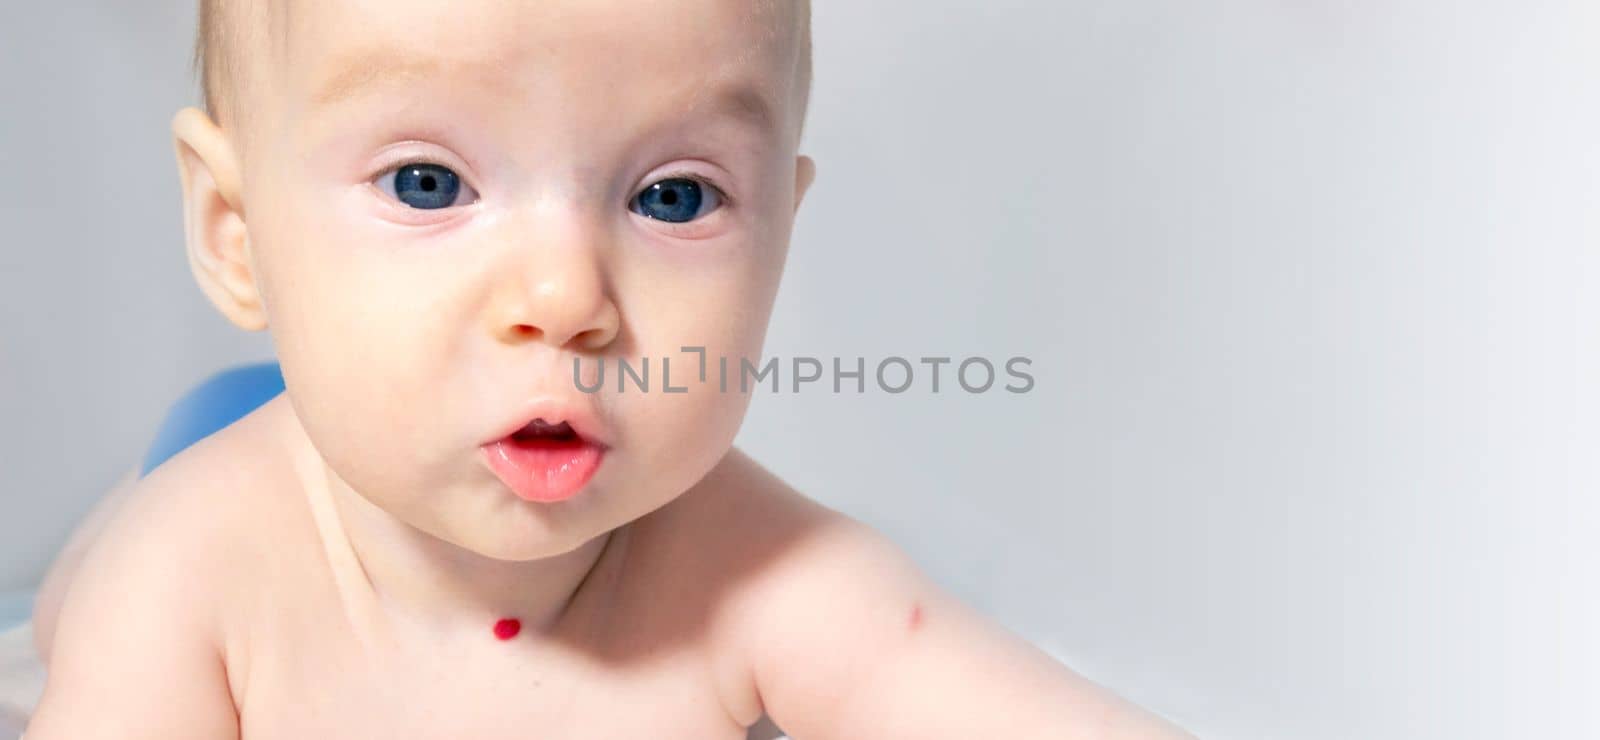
left=485, top=397, right=612, bottom=448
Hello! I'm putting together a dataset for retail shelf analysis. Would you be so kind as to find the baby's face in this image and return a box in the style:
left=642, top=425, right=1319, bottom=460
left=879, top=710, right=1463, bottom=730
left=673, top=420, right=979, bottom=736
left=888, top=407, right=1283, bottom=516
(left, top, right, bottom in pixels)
left=230, top=0, right=811, bottom=559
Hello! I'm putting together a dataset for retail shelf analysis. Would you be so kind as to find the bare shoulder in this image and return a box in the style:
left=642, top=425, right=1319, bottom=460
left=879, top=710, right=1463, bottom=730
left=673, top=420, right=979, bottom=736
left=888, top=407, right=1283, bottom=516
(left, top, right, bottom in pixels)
left=682, top=446, right=928, bottom=626
left=24, top=400, right=300, bottom=737
left=59, top=394, right=313, bottom=636
left=652, top=448, right=1194, bottom=740
left=640, top=445, right=906, bottom=617
left=670, top=450, right=947, bottom=702
left=117, top=394, right=307, bottom=572
left=612, top=448, right=891, bottom=727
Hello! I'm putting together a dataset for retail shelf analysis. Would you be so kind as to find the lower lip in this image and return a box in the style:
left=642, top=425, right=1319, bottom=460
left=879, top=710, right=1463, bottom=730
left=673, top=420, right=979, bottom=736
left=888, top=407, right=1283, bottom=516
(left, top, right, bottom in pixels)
left=482, top=437, right=604, bottom=503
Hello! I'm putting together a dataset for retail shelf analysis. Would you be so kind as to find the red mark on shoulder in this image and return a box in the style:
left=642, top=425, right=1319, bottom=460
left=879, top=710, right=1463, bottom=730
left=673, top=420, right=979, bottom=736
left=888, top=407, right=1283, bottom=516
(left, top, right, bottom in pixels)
left=493, top=618, right=522, bottom=641
left=908, top=602, right=924, bottom=631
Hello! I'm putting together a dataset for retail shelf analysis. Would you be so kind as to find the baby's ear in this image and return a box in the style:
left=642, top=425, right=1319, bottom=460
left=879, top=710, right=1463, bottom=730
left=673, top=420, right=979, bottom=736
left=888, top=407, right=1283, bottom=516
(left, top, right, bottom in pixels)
left=793, top=155, right=817, bottom=214
left=171, top=107, right=267, bottom=332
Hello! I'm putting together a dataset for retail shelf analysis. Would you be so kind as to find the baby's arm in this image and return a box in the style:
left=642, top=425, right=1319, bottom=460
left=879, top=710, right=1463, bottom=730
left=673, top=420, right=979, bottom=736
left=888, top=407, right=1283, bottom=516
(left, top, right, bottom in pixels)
left=742, top=521, right=1193, bottom=739
left=25, top=475, right=239, bottom=739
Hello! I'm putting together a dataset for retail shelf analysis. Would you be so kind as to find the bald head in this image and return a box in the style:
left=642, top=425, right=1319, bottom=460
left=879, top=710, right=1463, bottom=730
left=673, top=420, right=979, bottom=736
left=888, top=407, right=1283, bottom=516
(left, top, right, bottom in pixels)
left=193, top=0, right=261, bottom=126
left=193, top=0, right=813, bottom=136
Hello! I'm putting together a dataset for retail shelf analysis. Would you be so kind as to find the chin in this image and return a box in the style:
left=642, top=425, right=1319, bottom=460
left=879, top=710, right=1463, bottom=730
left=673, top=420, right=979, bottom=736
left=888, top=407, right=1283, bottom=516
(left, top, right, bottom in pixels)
left=448, top=520, right=603, bottom=563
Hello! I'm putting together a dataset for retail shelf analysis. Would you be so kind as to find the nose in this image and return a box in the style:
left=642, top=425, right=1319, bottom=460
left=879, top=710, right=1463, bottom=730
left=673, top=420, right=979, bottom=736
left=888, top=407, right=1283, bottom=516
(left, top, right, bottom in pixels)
left=484, top=207, right=621, bottom=351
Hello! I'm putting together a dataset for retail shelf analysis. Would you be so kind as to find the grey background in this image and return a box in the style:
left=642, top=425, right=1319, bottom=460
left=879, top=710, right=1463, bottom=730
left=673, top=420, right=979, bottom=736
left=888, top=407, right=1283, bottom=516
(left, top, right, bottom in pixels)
left=2, top=2, right=1595, bottom=738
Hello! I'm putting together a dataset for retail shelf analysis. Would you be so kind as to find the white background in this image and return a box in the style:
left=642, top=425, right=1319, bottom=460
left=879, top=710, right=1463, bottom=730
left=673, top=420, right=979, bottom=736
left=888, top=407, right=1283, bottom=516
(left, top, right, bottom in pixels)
left=2, top=2, right=1596, bottom=738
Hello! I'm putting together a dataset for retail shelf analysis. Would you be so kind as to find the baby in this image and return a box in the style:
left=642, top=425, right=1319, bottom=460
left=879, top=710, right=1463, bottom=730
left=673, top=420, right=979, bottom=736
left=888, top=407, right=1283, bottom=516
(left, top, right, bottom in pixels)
left=26, top=0, right=1193, bottom=737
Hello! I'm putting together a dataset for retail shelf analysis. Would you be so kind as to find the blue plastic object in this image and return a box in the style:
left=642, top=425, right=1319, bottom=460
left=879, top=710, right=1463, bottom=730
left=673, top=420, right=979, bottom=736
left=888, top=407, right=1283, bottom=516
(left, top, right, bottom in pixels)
left=138, top=361, right=285, bottom=478
left=0, top=591, right=33, bottom=631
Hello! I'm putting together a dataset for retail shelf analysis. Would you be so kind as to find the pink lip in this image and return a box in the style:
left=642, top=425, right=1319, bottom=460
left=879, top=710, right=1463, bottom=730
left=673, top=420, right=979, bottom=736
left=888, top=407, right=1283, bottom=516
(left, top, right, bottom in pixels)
left=482, top=436, right=604, bottom=503
left=480, top=398, right=611, bottom=503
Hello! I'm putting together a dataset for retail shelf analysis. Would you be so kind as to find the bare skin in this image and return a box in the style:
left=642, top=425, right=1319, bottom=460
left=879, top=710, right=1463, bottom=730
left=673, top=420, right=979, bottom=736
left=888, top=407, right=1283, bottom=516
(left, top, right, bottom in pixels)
left=31, top=466, right=140, bottom=666
left=27, top=0, right=1193, bottom=736
left=31, top=396, right=1188, bottom=739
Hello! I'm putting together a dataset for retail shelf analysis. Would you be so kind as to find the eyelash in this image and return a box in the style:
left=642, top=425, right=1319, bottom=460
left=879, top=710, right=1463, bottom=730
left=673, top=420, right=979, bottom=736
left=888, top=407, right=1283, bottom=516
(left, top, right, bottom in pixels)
left=640, top=170, right=734, bottom=211
left=370, top=157, right=470, bottom=191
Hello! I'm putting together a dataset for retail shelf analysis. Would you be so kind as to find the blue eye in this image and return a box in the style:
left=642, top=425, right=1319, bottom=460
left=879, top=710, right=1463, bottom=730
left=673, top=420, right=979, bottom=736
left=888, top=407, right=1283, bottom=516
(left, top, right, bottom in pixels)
left=379, top=163, right=476, bottom=210
left=631, top=177, right=723, bottom=223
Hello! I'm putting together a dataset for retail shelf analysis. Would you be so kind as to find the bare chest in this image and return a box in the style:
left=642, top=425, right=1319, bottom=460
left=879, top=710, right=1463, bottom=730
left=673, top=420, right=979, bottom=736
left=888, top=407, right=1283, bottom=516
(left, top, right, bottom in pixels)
left=227, top=614, right=746, bottom=740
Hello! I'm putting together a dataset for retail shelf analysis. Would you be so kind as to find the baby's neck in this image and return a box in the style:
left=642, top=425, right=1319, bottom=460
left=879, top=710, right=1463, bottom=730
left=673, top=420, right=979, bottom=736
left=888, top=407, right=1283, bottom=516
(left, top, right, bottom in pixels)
left=332, top=479, right=620, bottom=636
left=279, top=406, right=624, bottom=648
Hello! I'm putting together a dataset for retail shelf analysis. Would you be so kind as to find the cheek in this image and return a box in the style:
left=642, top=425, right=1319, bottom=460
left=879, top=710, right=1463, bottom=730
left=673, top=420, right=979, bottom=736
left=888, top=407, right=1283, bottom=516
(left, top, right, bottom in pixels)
left=618, top=221, right=789, bottom=352
left=252, top=203, right=472, bottom=499
left=607, top=254, right=782, bottom=493
left=259, top=190, right=472, bottom=378
left=617, top=374, right=750, bottom=509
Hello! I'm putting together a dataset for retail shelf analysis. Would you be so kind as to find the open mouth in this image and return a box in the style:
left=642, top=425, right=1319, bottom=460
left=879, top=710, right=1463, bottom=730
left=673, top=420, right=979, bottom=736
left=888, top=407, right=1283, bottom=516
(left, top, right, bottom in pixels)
left=484, top=416, right=605, bottom=503
left=511, top=418, right=581, bottom=444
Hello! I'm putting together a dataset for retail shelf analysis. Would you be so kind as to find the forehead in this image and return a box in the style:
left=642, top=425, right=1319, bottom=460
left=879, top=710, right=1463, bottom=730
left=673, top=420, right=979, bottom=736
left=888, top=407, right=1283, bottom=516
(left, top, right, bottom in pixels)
left=269, top=0, right=802, bottom=136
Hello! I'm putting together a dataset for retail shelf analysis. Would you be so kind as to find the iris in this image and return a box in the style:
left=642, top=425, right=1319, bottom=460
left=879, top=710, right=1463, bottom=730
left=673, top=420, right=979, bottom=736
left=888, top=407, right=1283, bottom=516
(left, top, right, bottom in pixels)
left=391, top=164, right=463, bottom=210
left=633, top=178, right=710, bottom=223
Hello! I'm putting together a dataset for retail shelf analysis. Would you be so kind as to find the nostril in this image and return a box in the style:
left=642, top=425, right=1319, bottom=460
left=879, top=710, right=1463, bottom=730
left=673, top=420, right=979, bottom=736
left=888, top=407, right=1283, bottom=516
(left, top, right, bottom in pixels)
left=569, top=327, right=609, bottom=349
left=512, top=324, right=541, bottom=339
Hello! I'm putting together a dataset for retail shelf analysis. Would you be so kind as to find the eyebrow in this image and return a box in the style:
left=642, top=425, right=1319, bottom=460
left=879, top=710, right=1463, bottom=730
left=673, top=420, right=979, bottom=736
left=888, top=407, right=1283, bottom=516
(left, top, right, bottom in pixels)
left=686, top=80, right=780, bottom=140
left=310, top=54, right=781, bottom=138
left=311, top=56, right=448, bottom=109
